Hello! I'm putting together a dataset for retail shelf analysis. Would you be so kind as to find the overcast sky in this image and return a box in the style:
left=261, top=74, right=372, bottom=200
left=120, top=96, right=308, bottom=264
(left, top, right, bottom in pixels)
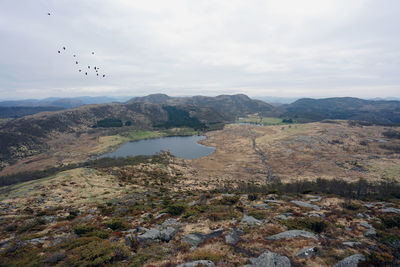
left=1, top=0, right=399, bottom=99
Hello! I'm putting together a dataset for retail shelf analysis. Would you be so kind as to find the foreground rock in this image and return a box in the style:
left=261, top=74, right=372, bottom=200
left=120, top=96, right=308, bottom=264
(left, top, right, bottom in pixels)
left=296, top=247, right=318, bottom=258
left=183, top=228, right=224, bottom=248
left=381, top=208, right=400, bottom=214
left=225, top=228, right=242, bottom=245
left=359, top=222, right=376, bottom=237
left=291, top=201, right=321, bottom=211
left=333, top=254, right=365, bottom=267
left=126, top=218, right=181, bottom=244
left=177, top=260, right=215, bottom=267
left=245, top=249, right=291, bottom=267
left=266, top=230, right=318, bottom=240
left=241, top=214, right=262, bottom=225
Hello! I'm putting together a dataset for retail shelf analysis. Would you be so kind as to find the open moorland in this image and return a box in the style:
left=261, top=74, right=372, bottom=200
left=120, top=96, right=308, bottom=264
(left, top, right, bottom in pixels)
left=1, top=120, right=400, bottom=266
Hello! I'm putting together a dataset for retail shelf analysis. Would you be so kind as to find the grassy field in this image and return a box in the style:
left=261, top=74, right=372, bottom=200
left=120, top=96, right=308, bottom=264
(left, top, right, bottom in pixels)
left=237, top=115, right=295, bottom=125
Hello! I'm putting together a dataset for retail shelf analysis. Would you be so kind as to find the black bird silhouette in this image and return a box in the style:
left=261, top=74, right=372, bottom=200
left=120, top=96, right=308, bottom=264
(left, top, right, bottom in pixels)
left=63, top=47, right=66, bottom=50
left=58, top=50, right=60, bottom=54
left=48, top=13, right=51, bottom=16
left=94, top=67, right=97, bottom=70
left=73, top=55, right=76, bottom=57
left=76, top=61, right=78, bottom=64
left=92, top=52, right=94, bottom=55
left=102, top=75, right=105, bottom=77
left=79, top=70, right=82, bottom=72
left=96, top=74, right=99, bottom=76
left=88, top=66, right=90, bottom=69
left=85, top=72, right=87, bottom=75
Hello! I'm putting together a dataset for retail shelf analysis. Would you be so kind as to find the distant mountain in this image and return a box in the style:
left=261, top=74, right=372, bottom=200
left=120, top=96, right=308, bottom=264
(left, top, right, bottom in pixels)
left=0, top=106, right=65, bottom=119
left=252, top=96, right=299, bottom=105
left=0, top=96, right=130, bottom=109
left=280, top=97, right=400, bottom=125
left=127, top=94, right=279, bottom=120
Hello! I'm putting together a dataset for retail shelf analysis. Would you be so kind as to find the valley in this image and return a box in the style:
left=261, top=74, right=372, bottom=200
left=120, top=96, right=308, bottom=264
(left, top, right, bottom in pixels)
left=0, top=95, right=400, bottom=266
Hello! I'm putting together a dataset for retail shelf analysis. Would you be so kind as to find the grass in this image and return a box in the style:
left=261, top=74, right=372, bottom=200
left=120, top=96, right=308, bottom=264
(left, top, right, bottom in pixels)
left=237, top=115, right=297, bottom=125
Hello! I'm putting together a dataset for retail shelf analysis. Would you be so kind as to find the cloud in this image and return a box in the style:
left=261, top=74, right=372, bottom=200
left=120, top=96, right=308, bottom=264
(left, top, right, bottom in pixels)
left=0, top=0, right=399, bottom=99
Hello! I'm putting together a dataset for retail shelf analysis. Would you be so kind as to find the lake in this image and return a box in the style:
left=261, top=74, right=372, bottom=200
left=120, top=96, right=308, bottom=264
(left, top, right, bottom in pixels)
left=101, top=135, right=215, bottom=159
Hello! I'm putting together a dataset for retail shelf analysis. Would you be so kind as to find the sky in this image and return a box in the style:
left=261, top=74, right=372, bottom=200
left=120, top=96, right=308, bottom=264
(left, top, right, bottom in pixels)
left=0, top=0, right=399, bottom=100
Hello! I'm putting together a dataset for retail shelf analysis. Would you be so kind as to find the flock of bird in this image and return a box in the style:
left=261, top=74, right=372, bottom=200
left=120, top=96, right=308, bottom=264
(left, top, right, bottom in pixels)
left=48, top=12, right=107, bottom=78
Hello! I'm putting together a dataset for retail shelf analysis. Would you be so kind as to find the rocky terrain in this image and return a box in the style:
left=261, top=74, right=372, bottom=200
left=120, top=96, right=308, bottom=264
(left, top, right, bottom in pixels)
left=0, top=152, right=399, bottom=266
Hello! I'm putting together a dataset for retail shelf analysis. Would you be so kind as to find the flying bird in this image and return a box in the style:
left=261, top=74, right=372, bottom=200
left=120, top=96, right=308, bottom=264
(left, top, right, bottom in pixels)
left=79, top=70, right=82, bottom=72
left=57, top=50, right=60, bottom=54
left=92, top=52, right=95, bottom=55
left=88, top=66, right=90, bottom=69
left=62, top=47, right=66, bottom=50
left=73, top=55, right=76, bottom=57
left=102, top=75, right=105, bottom=77
left=76, top=61, right=78, bottom=64
left=48, top=13, right=51, bottom=16
left=85, top=72, right=87, bottom=75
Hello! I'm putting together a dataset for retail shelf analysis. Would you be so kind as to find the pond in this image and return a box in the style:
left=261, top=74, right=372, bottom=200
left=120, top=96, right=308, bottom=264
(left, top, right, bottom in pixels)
left=101, top=135, right=215, bottom=159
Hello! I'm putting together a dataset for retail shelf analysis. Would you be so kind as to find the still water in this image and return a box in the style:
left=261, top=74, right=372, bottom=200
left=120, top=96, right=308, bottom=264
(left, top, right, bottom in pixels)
left=101, top=135, right=215, bottom=159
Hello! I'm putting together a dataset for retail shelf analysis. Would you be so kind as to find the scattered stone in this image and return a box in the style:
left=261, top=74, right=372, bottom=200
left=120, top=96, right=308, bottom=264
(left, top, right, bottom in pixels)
left=183, top=228, right=224, bottom=248
left=356, top=213, right=371, bottom=219
left=359, top=222, right=376, bottom=237
left=222, top=193, right=235, bottom=197
left=177, top=260, right=215, bottom=267
left=381, top=208, right=400, bottom=214
left=291, top=201, right=321, bottom=211
left=305, top=195, right=322, bottom=202
left=252, top=203, right=270, bottom=210
left=245, top=249, right=291, bottom=267
left=276, top=213, right=292, bottom=220
left=138, top=228, right=161, bottom=242
left=155, top=213, right=167, bottom=219
left=266, top=230, right=318, bottom=240
left=225, top=228, right=242, bottom=245
left=264, top=200, right=282, bottom=204
left=343, top=241, right=362, bottom=248
left=364, top=228, right=376, bottom=237
left=333, top=254, right=365, bottom=267
left=27, top=236, right=47, bottom=245
left=241, top=214, right=262, bottom=225
left=160, top=227, right=178, bottom=242
left=296, top=247, right=318, bottom=258
left=43, top=215, right=57, bottom=223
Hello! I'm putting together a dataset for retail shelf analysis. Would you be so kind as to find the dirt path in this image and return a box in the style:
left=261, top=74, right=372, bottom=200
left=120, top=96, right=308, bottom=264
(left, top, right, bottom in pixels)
left=249, top=129, right=273, bottom=182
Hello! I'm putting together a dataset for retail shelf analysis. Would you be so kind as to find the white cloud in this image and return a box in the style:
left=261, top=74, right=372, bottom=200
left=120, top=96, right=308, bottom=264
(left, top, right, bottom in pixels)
left=0, top=0, right=399, bottom=99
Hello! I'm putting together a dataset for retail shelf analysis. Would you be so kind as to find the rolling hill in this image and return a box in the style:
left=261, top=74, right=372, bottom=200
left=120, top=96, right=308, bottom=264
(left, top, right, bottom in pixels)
left=280, top=97, right=400, bottom=125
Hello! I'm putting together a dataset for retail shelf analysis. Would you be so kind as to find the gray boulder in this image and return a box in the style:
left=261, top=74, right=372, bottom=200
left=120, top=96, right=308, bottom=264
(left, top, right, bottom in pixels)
left=296, top=247, right=317, bottom=258
left=241, top=214, right=262, bottom=225
left=160, top=227, right=178, bottom=242
left=291, top=201, right=321, bottom=211
left=245, top=249, right=291, bottom=267
left=253, top=203, right=270, bottom=210
left=137, top=228, right=161, bottom=242
left=264, top=200, right=282, bottom=204
left=333, top=254, right=365, bottom=267
left=358, top=222, right=376, bottom=237
left=177, top=260, right=215, bottom=267
left=225, top=228, right=242, bottom=245
left=342, top=241, right=362, bottom=248
left=266, top=230, right=318, bottom=240
left=183, top=228, right=224, bottom=248
left=381, top=208, right=400, bottom=214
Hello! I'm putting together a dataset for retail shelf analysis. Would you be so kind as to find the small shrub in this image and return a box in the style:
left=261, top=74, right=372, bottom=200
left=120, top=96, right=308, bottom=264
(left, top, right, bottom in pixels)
left=283, top=217, right=328, bottom=234
left=73, top=225, right=109, bottom=239
left=105, top=218, right=128, bottom=231
left=247, top=194, right=258, bottom=201
left=248, top=210, right=267, bottom=220
left=219, top=195, right=240, bottom=205
left=166, top=203, right=186, bottom=216
left=379, top=215, right=400, bottom=229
